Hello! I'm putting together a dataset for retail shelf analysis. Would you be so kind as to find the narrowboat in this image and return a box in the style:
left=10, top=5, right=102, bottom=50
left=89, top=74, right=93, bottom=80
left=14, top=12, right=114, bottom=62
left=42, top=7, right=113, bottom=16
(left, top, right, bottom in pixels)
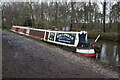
left=11, top=25, right=100, bottom=57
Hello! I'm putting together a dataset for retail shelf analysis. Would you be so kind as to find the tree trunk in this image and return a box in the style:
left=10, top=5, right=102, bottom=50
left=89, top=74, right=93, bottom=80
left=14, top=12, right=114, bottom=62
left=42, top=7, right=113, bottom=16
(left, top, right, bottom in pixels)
left=70, top=1, right=75, bottom=30
left=41, top=2, right=44, bottom=28
left=103, top=1, right=106, bottom=33
left=55, top=2, right=58, bottom=28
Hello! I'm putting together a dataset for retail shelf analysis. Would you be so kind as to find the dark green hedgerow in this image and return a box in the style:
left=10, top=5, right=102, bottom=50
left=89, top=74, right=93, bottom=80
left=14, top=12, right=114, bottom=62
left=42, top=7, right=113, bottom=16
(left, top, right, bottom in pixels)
left=88, top=31, right=119, bottom=42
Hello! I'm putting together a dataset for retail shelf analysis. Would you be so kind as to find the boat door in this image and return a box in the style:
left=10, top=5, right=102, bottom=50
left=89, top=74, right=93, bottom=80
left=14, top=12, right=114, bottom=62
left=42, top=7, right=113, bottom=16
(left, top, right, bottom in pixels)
left=77, top=32, right=87, bottom=47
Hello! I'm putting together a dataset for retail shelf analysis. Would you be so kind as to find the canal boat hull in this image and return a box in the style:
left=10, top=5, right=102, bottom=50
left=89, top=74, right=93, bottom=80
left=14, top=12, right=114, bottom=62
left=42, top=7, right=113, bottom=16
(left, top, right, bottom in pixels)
left=76, top=48, right=96, bottom=57
left=11, top=25, right=97, bottom=57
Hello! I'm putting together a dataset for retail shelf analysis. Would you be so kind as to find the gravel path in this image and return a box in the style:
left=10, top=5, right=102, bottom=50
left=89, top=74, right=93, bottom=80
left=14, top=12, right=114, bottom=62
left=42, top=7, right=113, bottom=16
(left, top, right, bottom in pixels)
left=2, top=31, right=118, bottom=78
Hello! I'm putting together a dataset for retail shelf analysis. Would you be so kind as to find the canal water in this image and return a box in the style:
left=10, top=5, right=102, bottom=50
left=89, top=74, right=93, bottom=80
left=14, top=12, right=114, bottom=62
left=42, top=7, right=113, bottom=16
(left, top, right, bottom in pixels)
left=89, top=39, right=119, bottom=67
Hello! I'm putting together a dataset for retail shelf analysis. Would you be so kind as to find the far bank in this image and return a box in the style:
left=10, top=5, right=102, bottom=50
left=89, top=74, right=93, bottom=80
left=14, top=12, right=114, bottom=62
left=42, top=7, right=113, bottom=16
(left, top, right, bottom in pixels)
left=88, top=31, right=119, bottom=42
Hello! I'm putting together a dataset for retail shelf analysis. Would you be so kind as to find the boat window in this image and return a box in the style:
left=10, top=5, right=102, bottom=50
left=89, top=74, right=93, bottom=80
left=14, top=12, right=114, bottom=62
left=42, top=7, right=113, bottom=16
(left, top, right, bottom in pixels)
left=49, top=32, right=55, bottom=41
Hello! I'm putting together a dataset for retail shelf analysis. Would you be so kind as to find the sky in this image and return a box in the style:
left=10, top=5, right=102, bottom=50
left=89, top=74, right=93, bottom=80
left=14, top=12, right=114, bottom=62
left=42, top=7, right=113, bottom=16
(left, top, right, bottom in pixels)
left=0, top=0, right=119, bottom=2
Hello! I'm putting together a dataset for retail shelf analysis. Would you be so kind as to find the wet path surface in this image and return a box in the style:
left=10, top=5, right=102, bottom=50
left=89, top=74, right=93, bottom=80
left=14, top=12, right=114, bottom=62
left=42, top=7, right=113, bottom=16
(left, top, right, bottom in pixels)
left=2, top=31, right=118, bottom=78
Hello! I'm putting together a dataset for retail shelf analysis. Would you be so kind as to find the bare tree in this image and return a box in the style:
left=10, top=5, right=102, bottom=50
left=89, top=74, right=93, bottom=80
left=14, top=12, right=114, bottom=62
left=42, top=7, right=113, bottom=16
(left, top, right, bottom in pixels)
left=103, top=0, right=106, bottom=33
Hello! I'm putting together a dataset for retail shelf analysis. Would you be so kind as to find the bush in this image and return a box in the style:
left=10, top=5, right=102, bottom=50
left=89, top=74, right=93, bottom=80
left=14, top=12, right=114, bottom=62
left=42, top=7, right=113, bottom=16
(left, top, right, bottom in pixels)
left=88, top=31, right=119, bottom=42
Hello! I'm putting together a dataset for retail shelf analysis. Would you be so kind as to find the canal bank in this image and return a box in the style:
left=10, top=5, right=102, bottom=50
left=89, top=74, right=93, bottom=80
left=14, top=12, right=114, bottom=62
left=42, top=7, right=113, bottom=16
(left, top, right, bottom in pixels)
left=88, top=31, right=119, bottom=42
left=2, top=31, right=118, bottom=78
left=3, top=29, right=120, bottom=68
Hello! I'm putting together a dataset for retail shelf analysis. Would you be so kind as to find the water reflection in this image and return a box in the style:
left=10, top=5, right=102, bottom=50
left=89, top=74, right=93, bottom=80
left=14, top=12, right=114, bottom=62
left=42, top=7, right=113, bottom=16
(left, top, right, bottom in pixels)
left=97, top=41, right=119, bottom=67
left=100, top=43, right=109, bottom=64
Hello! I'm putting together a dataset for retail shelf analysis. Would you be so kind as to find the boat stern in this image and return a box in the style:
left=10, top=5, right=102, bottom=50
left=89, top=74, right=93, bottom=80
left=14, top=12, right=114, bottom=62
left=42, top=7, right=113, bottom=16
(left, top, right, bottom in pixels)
left=76, top=48, right=96, bottom=57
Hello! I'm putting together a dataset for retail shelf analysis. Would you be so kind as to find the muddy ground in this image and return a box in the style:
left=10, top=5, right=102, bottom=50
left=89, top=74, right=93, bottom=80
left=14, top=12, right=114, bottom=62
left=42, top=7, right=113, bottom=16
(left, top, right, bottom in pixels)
left=2, top=31, right=118, bottom=78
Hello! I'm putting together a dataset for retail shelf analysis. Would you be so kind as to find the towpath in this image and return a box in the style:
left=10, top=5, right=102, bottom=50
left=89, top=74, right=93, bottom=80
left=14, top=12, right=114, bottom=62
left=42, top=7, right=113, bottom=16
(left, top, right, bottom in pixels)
left=2, top=31, right=118, bottom=78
